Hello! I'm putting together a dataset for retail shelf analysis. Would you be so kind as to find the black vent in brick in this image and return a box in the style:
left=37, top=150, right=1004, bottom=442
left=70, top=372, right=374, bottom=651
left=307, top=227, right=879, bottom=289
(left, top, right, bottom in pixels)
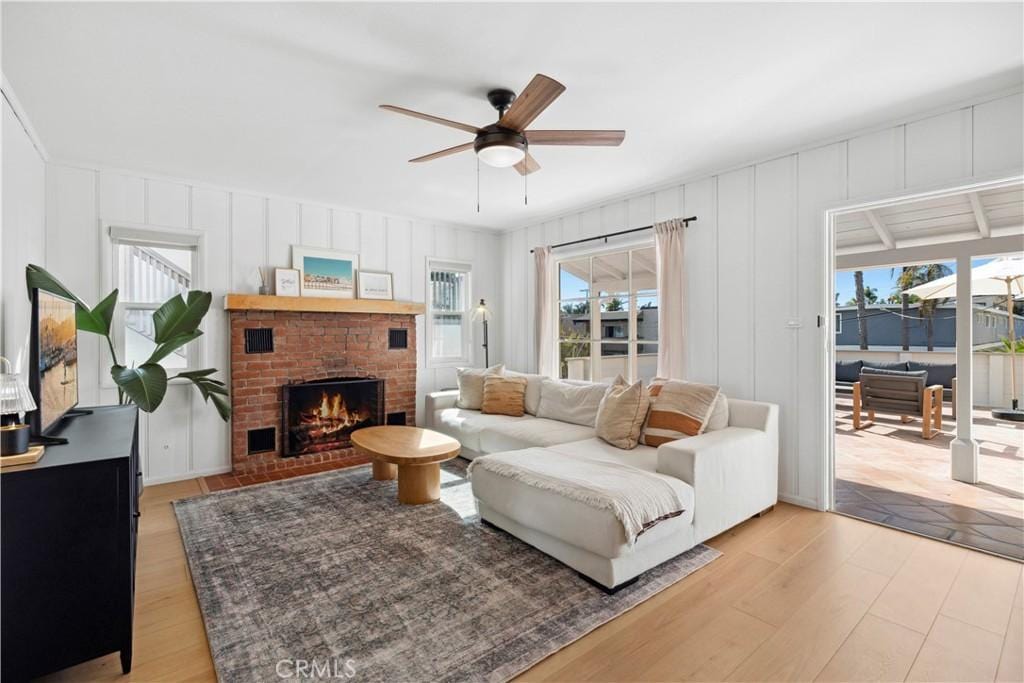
left=245, top=328, right=274, bottom=354
left=386, top=411, right=407, bottom=426
left=247, top=427, right=276, bottom=454
left=388, top=328, right=408, bottom=350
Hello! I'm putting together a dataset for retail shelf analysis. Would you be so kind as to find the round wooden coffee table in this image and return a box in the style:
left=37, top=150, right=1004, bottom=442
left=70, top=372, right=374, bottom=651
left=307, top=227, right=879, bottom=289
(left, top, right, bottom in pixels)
left=351, top=426, right=461, bottom=505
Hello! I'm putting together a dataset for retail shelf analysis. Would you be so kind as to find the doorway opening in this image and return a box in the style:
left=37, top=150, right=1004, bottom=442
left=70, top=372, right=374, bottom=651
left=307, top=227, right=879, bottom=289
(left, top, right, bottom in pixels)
left=827, top=179, right=1024, bottom=560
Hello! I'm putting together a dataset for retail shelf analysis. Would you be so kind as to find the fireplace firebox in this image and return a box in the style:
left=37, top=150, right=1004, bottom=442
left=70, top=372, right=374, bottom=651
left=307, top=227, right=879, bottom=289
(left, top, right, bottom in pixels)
left=282, top=377, right=384, bottom=457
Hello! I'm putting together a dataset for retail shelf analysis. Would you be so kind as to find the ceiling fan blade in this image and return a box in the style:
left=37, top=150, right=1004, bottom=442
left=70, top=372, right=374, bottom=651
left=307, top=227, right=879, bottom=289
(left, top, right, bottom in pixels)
left=498, top=74, right=566, bottom=131
left=380, top=105, right=480, bottom=135
left=526, top=130, right=625, bottom=146
left=409, top=142, right=475, bottom=163
left=513, top=153, right=541, bottom=176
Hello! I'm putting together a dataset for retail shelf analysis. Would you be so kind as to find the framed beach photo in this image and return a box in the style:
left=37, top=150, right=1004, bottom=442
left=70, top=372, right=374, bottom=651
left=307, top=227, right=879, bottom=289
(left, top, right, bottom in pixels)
left=274, top=268, right=300, bottom=297
left=291, top=246, right=359, bottom=298
left=357, top=271, right=394, bottom=300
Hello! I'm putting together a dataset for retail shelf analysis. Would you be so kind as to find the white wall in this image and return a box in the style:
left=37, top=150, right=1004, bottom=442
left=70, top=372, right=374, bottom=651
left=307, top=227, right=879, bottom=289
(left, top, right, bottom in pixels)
left=500, top=90, right=1024, bottom=509
left=1, top=96, right=47, bottom=377
left=34, top=163, right=501, bottom=484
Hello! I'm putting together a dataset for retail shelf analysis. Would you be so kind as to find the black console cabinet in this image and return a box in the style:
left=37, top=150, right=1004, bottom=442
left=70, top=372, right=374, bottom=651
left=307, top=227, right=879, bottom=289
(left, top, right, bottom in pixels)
left=1, top=406, right=141, bottom=682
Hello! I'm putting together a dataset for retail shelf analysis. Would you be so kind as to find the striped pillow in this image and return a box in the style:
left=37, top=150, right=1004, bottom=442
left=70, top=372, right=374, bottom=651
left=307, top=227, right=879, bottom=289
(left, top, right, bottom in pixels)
left=481, top=375, right=528, bottom=417
left=641, top=378, right=722, bottom=446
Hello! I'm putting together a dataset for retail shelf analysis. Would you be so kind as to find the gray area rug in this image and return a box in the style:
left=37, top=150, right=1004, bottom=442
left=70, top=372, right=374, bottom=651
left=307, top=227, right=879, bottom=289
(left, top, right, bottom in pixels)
left=174, top=460, right=720, bottom=682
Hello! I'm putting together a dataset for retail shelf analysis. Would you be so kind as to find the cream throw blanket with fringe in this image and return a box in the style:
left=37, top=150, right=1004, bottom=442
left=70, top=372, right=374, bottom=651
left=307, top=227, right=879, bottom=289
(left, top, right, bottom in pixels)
left=469, top=448, right=688, bottom=544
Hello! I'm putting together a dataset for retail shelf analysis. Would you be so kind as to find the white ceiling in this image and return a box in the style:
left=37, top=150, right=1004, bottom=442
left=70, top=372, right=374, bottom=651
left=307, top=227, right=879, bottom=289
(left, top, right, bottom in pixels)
left=3, top=3, right=1022, bottom=230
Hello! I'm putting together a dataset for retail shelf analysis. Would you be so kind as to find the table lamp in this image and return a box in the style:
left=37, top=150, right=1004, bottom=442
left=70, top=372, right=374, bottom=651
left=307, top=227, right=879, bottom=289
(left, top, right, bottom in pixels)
left=471, top=299, right=491, bottom=367
left=1, top=356, right=36, bottom=455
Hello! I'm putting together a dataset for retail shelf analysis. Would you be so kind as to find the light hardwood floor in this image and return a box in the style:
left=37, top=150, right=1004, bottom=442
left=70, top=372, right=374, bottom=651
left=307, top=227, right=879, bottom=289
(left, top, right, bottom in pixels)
left=41, top=477, right=1023, bottom=683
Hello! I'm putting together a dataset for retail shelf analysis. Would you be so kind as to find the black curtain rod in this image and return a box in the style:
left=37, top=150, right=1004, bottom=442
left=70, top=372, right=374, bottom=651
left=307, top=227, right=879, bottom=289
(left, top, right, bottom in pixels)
left=529, top=216, right=697, bottom=253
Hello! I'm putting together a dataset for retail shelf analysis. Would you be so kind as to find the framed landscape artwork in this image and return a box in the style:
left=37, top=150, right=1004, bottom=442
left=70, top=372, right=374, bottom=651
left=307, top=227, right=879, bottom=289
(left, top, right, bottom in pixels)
left=291, top=247, right=359, bottom=299
left=357, top=271, right=394, bottom=300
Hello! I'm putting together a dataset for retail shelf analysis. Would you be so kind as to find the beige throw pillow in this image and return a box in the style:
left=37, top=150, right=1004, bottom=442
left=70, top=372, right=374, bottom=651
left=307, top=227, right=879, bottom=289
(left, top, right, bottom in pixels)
left=536, top=378, right=610, bottom=427
left=705, top=393, right=730, bottom=432
left=596, top=377, right=651, bottom=449
left=456, top=364, right=504, bottom=410
left=642, top=378, right=722, bottom=446
left=504, top=370, right=545, bottom=415
left=481, top=375, right=528, bottom=417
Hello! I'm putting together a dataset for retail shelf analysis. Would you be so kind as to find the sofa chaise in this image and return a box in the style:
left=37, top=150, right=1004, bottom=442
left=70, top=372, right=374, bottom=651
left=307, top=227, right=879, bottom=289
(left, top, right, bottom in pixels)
left=426, top=382, right=779, bottom=590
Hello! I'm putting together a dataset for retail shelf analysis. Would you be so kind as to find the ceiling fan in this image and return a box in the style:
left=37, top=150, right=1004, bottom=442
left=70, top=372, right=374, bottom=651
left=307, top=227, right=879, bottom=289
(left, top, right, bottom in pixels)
left=380, top=74, right=625, bottom=176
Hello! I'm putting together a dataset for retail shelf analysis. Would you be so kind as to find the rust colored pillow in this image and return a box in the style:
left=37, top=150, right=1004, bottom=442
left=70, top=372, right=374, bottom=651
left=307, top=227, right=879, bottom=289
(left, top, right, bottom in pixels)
left=481, top=375, right=528, bottom=417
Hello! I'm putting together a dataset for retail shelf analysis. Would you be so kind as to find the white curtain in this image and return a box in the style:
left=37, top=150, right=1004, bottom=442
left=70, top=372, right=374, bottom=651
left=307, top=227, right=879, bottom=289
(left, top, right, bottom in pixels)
left=654, top=218, right=686, bottom=379
left=534, top=246, right=556, bottom=376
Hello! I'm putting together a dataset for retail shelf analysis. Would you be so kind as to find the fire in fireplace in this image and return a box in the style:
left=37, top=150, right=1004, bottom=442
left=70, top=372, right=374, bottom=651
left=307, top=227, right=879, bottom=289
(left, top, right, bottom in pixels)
left=282, top=377, right=384, bottom=457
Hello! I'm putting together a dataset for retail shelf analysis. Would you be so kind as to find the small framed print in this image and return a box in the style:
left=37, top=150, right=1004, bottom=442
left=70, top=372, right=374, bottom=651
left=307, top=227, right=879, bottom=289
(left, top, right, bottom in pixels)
left=274, top=268, right=300, bottom=297
left=292, top=246, right=359, bottom=298
left=357, top=271, right=394, bottom=300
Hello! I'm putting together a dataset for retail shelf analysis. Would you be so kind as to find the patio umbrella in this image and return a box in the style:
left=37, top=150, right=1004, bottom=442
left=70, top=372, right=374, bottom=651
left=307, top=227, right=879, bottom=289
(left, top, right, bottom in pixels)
left=903, top=257, right=1024, bottom=420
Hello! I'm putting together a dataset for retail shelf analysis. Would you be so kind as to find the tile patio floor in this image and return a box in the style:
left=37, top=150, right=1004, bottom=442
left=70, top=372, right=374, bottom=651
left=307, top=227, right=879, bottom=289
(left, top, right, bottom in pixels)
left=835, top=394, right=1024, bottom=560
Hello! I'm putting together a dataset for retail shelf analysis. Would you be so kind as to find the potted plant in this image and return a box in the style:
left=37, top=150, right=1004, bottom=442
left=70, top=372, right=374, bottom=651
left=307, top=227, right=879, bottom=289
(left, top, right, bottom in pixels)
left=26, top=264, right=230, bottom=420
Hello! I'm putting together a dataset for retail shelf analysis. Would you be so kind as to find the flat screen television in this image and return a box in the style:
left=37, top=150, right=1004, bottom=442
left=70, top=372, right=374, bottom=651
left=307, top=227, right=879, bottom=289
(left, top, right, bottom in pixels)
left=29, top=288, right=79, bottom=436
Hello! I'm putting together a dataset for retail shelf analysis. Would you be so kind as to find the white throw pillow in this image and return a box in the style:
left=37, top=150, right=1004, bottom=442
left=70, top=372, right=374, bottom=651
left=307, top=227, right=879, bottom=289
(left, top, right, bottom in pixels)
left=536, top=378, right=610, bottom=427
left=505, top=370, right=545, bottom=415
left=705, top=393, right=730, bottom=432
left=456, top=364, right=505, bottom=410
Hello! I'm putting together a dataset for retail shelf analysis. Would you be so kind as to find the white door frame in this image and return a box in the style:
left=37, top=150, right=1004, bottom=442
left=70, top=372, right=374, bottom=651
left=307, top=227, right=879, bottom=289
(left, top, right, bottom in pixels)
left=819, top=173, right=1024, bottom=512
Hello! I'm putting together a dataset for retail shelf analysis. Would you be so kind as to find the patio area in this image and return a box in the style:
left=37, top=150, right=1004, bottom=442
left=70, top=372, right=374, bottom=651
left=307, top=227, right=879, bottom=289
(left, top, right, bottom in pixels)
left=835, top=394, right=1024, bottom=560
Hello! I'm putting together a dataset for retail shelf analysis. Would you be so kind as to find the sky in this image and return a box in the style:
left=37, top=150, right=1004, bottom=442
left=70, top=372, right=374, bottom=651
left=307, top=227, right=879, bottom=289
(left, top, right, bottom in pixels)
left=835, top=258, right=996, bottom=305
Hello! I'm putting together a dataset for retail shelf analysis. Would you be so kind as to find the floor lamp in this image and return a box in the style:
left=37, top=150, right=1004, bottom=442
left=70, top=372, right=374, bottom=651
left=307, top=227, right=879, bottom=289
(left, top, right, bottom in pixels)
left=472, top=299, right=491, bottom=367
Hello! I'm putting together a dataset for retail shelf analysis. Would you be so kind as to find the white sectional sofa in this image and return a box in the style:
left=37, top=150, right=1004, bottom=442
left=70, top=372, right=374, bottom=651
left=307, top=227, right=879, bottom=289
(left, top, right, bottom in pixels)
left=426, top=383, right=779, bottom=590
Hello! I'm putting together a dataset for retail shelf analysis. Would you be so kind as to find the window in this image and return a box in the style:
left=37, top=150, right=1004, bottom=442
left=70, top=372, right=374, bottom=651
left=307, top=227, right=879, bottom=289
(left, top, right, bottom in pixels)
left=557, top=246, right=658, bottom=383
left=427, top=260, right=472, bottom=367
left=110, top=227, right=200, bottom=370
left=835, top=312, right=842, bottom=334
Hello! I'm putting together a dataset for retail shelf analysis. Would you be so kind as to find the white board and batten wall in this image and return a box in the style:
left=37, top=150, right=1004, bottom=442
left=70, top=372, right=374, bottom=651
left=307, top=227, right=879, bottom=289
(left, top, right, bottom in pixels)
left=500, top=90, right=1024, bottom=510
left=38, top=164, right=501, bottom=484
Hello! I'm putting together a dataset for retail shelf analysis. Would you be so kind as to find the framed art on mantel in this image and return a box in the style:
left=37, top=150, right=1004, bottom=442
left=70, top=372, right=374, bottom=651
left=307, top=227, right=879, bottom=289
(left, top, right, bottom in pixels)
left=274, top=268, right=300, bottom=297
left=291, top=246, right=359, bottom=299
left=357, top=271, right=394, bottom=300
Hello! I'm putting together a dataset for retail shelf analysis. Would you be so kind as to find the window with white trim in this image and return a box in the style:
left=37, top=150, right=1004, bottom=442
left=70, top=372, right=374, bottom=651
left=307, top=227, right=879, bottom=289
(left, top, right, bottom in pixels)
left=111, top=228, right=200, bottom=370
left=556, top=245, right=658, bottom=383
left=427, top=259, right=472, bottom=367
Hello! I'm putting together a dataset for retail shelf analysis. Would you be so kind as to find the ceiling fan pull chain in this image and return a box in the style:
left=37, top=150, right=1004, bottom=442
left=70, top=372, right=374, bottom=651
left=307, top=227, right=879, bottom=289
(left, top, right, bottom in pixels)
left=524, top=163, right=528, bottom=206
left=476, top=155, right=481, bottom=213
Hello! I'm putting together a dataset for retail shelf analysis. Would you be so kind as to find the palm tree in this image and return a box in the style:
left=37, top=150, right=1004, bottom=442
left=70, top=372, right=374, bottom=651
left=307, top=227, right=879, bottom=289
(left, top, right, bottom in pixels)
left=854, top=271, right=868, bottom=350
left=896, top=263, right=953, bottom=351
left=891, top=266, right=914, bottom=350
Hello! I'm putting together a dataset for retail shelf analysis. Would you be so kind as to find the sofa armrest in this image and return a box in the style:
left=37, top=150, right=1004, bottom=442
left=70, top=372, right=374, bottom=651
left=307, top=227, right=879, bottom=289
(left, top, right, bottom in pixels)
left=656, top=425, right=779, bottom=544
left=424, top=390, right=460, bottom=429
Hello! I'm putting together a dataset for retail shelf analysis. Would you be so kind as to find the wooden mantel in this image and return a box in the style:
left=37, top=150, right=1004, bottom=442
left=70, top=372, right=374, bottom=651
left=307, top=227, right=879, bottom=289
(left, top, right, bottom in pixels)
left=223, top=294, right=425, bottom=315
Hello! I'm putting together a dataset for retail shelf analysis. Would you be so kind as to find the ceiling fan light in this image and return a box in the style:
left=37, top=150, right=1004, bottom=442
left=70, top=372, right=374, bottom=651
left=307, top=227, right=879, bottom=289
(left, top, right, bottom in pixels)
left=474, top=128, right=527, bottom=168
left=477, top=143, right=526, bottom=168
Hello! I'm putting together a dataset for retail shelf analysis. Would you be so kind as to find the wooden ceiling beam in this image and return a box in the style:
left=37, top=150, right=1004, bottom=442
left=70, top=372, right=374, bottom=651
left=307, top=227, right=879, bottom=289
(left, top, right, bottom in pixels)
left=865, top=209, right=896, bottom=250
left=967, top=192, right=991, bottom=238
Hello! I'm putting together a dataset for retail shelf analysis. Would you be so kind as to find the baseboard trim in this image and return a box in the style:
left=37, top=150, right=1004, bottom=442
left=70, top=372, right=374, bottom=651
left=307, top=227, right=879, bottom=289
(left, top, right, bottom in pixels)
left=144, top=466, right=231, bottom=486
left=779, top=492, right=819, bottom=510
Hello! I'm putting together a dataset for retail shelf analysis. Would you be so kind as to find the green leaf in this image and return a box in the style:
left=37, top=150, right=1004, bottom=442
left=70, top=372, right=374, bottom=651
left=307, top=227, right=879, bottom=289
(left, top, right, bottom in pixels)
left=27, top=265, right=120, bottom=337
left=77, top=289, right=119, bottom=336
left=26, top=264, right=86, bottom=306
left=171, top=369, right=232, bottom=422
left=147, top=330, right=203, bottom=364
left=152, top=291, right=212, bottom=344
left=209, top=392, right=232, bottom=421
left=111, top=364, right=168, bottom=413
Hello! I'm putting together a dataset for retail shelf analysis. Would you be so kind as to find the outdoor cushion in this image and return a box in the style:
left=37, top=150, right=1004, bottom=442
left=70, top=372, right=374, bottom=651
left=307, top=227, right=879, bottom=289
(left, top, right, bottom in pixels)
left=835, top=360, right=864, bottom=383
left=862, top=361, right=910, bottom=372
left=860, top=367, right=927, bottom=379
left=907, top=361, right=956, bottom=389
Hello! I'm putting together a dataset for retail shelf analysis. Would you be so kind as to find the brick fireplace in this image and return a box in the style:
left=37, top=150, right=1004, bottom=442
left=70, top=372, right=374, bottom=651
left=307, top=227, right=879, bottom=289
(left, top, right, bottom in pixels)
left=226, top=298, right=419, bottom=475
